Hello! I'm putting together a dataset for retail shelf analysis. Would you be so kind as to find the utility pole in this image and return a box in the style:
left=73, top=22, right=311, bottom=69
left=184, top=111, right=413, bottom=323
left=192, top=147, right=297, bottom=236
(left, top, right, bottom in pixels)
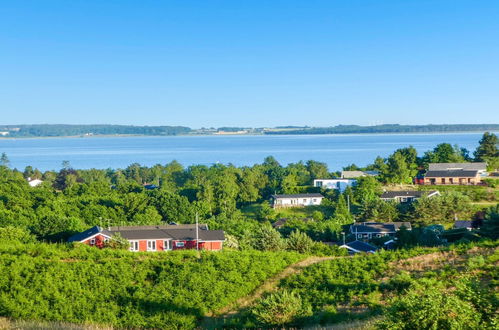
left=341, top=232, right=345, bottom=245
left=347, top=194, right=350, bottom=213
left=195, top=212, right=199, bottom=252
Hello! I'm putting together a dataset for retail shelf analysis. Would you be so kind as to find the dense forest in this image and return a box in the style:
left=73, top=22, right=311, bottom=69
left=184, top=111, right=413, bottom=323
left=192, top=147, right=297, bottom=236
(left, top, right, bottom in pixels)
left=0, top=124, right=191, bottom=137
left=0, top=132, right=497, bottom=328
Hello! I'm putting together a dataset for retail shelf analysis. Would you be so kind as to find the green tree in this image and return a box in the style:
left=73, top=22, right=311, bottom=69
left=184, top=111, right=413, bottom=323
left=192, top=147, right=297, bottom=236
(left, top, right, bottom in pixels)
left=0, top=152, right=10, bottom=167
left=333, top=194, right=353, bottom=223
left=422, top=143, right=466, bottom=164
left=479, top=204, right=499, bottom=239
left=383, top=151, right=416, bottom=184
left=474, top=132, right=498, bottom=161
left=354, top=176, right=382, bottom=203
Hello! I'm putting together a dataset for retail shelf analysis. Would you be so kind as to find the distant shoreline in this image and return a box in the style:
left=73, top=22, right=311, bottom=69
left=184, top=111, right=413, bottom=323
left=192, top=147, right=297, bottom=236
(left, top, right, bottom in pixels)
left=0, top=130, right=496, bottom=140
left=1, top=124, right=498, bottom=139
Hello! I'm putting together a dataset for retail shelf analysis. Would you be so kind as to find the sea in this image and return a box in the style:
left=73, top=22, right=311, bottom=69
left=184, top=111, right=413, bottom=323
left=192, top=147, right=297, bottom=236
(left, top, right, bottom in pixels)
left=0, top=133, right=491, bottom=172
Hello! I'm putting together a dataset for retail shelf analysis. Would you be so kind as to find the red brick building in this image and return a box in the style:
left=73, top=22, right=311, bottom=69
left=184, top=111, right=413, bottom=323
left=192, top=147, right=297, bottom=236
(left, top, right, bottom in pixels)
left=68, top=224, right=225, bottom=251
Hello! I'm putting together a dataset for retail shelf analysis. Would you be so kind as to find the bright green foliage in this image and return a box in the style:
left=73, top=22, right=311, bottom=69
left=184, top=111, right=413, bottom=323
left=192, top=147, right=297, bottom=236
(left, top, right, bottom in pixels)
left=333, top=194, right=353, bottom=223
left=244, top=223, right=286, bottom=251
left=359, top=199, right=399, bottom=222
left=382, top=151, right=417, bottom=184
left=411, top=192, right=473, bottom=226
left=377, top=279, right=490, bottom=330
left=422, top=143, right=468, bottom=164
left=0, top=243, right=303, bottom=329
left=251, top=290, right=311, bottom=325
left=0, top=226, right=35, bottom=243
left=287, top=230, right=314, bottom=253
left=354, top=176, right=383, bottom=203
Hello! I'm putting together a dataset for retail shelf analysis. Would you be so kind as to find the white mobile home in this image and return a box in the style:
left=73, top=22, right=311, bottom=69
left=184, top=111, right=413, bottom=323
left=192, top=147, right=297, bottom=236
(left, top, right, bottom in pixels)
left=271, top=193, right=324, bottom=209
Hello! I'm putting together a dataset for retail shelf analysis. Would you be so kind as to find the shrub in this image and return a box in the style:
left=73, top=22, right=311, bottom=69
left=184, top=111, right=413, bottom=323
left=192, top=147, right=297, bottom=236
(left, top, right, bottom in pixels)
left=377, top=287, right=481, bottom=330
left=287, top=230, right=314, bottom=253
left=251, top=290, right=311, bottom=325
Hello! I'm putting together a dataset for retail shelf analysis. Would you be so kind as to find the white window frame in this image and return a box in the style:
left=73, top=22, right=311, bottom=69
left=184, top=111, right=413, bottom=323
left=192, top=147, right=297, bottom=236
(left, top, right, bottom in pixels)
left=129, top=241, right=139, bottom=252
left=90, top=238, right=96, bottom=245
left=175, top=241, right=185, bottom=248
left=147, top=240, right=157, bottom=251
left=163, top=240, right=171, bottom=251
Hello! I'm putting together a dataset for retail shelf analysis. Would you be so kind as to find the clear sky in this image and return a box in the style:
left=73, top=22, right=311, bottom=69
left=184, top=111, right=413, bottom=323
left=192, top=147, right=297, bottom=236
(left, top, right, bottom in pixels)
left=1, top=0, right=498, bottom=128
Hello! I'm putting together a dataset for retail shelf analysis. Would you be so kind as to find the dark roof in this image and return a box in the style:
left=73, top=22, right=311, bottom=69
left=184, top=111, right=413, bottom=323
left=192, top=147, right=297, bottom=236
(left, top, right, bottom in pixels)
left=425, top=170, right=478, bottom=178
left=68, top=226, right=107, bottom=242
left=429, top=163, right=486, bottom=171
left=108, top=224, right=209, bottom=231
left=453, top=220, right=473, bottom=229
left=350, top=222, right=412, bottom=233
left=271, top=193, right=324, bottom=199
left=68, top=225, right=224, bottom=242
left=343, top=240, right=377, bottom=252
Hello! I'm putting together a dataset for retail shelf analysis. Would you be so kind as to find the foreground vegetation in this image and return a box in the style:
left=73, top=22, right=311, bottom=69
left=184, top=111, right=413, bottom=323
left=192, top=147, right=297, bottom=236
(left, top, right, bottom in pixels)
left=217, top=241, right=498, bottom=329
left=0, top=242, right=303, bottom=328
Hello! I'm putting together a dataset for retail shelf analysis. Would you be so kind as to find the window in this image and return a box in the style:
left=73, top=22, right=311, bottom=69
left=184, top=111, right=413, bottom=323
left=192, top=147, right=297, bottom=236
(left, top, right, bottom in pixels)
left=163, top=240, right=171, bottom=251
left=90, top=238, right=96, bottom=245
left=303, top=199, right=307, bottom=203
left=175, top=241, right=185, bottom=248
left=313, top=198, right=317, bottom=202
left=376, top=234, right=381, bottom=238
left=147, top=240, right=157, bottom=251
left=129, top=241, right=139, bottom=252
left=357, top=234, right=362, bottom=239
left=104, top=238, right=109, bottom=243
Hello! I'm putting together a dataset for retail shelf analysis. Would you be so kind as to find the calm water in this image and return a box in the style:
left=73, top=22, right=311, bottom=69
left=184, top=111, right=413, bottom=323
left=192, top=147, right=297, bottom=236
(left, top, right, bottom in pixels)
left=0, top=133, right=490, bottom=172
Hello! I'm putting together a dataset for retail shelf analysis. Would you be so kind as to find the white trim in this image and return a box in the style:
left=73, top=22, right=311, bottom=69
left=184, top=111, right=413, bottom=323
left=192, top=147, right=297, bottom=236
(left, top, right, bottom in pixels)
left=147, top=240, right=157, bottom=251
left=90, top=238, right=96, bottom=245
left=80, top=232, right=112, bottom=243
left=129, top=240, right=139, bottom=252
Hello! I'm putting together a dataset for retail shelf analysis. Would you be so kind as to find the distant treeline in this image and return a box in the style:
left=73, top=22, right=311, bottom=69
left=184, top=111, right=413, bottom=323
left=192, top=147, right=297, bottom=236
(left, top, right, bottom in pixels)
left=1, top=123, right=498, bottom=138
left=264, top=124, right=499, bottom=135
left=0, top=124, right=191, bottom=137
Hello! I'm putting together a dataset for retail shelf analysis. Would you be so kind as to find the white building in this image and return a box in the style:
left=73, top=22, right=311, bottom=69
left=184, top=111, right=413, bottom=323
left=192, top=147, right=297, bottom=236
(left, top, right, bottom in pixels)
left=270, top=193, right=324, bottom=209
left=313, top=179, right=356, bottom=192
left=27, top=178, right=43, bottom=187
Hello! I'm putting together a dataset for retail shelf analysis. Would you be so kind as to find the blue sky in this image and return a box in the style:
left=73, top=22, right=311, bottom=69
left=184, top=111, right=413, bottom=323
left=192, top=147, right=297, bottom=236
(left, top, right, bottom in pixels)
left=1, top=0, right=498, bottom=127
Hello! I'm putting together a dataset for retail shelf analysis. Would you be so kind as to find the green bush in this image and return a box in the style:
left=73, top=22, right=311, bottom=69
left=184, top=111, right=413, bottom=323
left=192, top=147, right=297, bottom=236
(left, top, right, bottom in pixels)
left=251, top=290, right=311, bottom=325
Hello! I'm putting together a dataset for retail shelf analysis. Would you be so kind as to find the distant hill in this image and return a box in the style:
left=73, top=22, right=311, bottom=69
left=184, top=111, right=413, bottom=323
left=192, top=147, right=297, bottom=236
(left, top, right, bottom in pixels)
left=0, top=124, right=191, bottom=137
left=0, top=123, right=497, bottom=138
left=263, top=124, right=499, bottom=135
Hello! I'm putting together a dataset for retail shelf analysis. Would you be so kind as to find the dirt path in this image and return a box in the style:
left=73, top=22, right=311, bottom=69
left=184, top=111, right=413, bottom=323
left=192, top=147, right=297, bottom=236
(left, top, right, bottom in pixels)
left=208, top=255, right=340, bottom=319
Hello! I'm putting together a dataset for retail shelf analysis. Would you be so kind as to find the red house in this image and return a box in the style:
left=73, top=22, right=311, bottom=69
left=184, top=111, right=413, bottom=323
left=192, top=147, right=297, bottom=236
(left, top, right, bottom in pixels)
left=68, top=224, right=225, bottom=251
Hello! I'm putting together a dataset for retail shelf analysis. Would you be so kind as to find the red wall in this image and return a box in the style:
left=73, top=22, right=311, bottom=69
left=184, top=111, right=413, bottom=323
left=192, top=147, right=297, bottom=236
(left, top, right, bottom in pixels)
left=83, top=236, right=222, bottom=251
left=82, top=234, right=107, bottom=248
